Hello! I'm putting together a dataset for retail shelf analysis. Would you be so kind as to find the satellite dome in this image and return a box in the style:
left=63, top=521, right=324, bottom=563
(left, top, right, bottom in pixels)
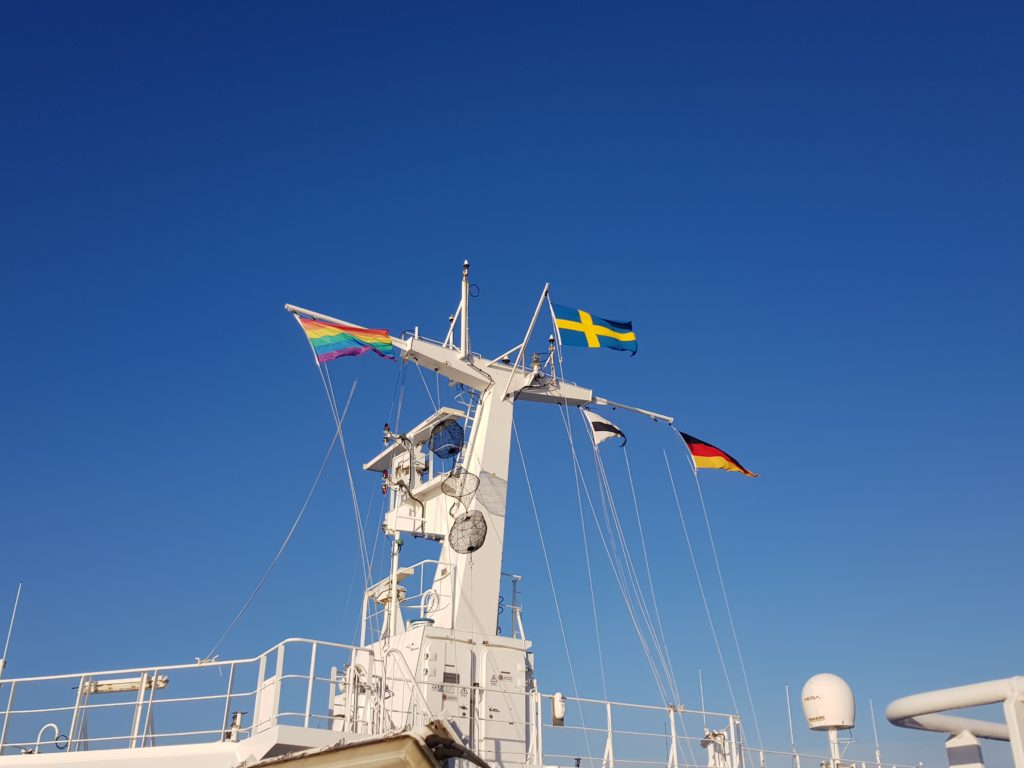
left=802, top=673, right=855, bottom=731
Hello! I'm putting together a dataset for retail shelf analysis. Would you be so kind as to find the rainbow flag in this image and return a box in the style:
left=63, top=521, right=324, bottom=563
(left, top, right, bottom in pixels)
left=295, top=315, right=395, bottom=363
left=680, top=432, right=758, bottom=477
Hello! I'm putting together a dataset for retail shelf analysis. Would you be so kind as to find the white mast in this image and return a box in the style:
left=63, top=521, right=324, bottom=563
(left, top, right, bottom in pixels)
left=297, top=268, right=664, bottom=638
left=364, top=264, right=596, bottom=637
left=360, top=264, right=671, bottom=643
left=460, top=260, right=471, bottom=358
left=348, top=264, right=685, bottom=767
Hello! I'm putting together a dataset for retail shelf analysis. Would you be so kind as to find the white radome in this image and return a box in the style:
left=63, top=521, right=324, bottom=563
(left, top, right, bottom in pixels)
left=802, top=673, right=856, bottom=730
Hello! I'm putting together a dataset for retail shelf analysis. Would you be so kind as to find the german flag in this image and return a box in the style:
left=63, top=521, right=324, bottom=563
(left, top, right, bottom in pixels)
left=680, top=432, right=758, bottom=477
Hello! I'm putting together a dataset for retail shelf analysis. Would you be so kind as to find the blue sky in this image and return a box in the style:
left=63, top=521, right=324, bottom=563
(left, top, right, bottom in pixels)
left=2, top=2, right=1022, bottom=765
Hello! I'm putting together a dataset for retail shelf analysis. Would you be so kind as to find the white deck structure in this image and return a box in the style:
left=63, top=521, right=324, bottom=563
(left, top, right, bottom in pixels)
left=0, top=265, right=1013, bottom=768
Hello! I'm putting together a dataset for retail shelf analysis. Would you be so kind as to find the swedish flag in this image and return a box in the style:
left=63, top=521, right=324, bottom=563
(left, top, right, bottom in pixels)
left=552, top=303, right=637, bottom=355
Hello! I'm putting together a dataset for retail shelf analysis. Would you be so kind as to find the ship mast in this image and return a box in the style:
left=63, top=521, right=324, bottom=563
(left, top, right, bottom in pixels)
left=361, top=263, right=671, bottom=640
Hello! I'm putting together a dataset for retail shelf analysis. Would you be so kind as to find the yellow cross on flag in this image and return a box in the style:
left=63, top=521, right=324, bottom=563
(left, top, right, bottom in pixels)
left=552, top=303, right=637, bottom=355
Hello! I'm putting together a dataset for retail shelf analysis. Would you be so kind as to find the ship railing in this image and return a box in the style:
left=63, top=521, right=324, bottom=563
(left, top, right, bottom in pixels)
left=0, top=637, right=362, bottom=755
left=531, top=693, right=923, bottom=768
left=0, top=642, right=931, bottom=767
left=536, top=693, right=736, bottom=768
left=339, top=679, right=926, bottom=768
left=736, top=746, right=923, bottom=768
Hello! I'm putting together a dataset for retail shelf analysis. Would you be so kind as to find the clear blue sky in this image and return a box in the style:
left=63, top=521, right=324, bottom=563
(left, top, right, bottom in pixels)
left=2, top=3, right=1022, bottom=766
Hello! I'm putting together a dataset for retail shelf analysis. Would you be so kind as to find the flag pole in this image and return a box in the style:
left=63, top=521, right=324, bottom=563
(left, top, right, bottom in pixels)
left=869, top=698, right=882, bottom=767
left=284, top=304, right=368, bottom=330
left=500, top=283, right=550, bottom=401
left=0, top=582, right=23, bottom=681
left=590, top=396, right=674, bottom=424
left=546, top=292, right=565, bottom=375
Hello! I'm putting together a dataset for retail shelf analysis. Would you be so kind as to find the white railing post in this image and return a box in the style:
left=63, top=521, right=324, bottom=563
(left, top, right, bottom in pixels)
left=304, top=642, right=317, bottom=727
left=129, top=672, right=148, bottom=748
left=530, top=690, right=543, bottom=766
left=347, top=665, right=361, bottom=733
left=143, top=668, right=160, bottom=747
left=220, top=662, right=236, bottom=740
left=252, top=654, right=268, bottom=730
left=67, top=676, right=86, bottom=752
left=729, top=716, right=742, bottom=768
left=602, top=701, right=615, bottom=768
left=273, top=645, right=285, bottom=728
left=0, top=681, right=16, bottom=754
left=1004, top=686, right=1024, bottom=768
left=668, top=706, right=680, bottom=768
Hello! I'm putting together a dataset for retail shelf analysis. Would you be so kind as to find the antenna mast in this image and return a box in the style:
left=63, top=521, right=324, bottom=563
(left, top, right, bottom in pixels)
left=869, top=698, right=882, bottom=766
left=0, top=582, right=23, bottom=680
left=786, top=683, right=801, bottom=768
left=460, top=260, right=471, bottom=358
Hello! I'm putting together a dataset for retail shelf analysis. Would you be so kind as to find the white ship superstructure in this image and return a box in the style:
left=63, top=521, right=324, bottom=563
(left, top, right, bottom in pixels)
left=0, top=265, right=1018, bottom=768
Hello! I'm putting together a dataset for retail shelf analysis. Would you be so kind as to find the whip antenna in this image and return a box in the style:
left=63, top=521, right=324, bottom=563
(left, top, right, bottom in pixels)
left=1, top=581, right=23, bottom=679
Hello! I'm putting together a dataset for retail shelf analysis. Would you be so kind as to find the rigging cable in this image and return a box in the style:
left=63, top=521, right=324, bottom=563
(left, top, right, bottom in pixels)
left=415, top=360, right=438, bottom=411
left=512, top=420, right=594, bottom=763
left=546, top=321, right=663, bottom=701
left=545, top=306, right=700, bottom=766
left=342, top=363, right=406, bottom=644
left=663, top=450, right=742, bottom=721
left=548, top=316, right=678, bottom=715
left=619, top=444, right=700, bottom=763
left=203, top=423, right=343, bottom=661
left=565, top=411, right=609, bottom=702
left=557, top=404, right=669, bottom=706
left=583, top=413, right=700, bottom=767
left=544, top=304, right=697, bottom=762
left=393, top=363, right=408, bottom=432
left=622, top=447, right=681, bottom=699
left=322, top=371, right=371, bottom=588
left=583, top=409, right=680, bottom=706
left=683, top=437, right=764, bottom=749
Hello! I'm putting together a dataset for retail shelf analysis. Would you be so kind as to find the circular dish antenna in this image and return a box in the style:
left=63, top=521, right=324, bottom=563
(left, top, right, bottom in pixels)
left=802, top=673, right=855, bottom=731
left=449, top=509, right=487, bottom=554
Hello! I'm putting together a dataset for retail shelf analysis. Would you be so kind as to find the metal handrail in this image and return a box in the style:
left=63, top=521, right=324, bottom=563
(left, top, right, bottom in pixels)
left=887, top=676, right=1024, bottom=767
left=552, top=692, right=737, bottom=720
left=0, top=637, right=356, bottom=755
left=0, top=637, right=354, bottom=685
left=0, top=636, right=929, bottom=767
